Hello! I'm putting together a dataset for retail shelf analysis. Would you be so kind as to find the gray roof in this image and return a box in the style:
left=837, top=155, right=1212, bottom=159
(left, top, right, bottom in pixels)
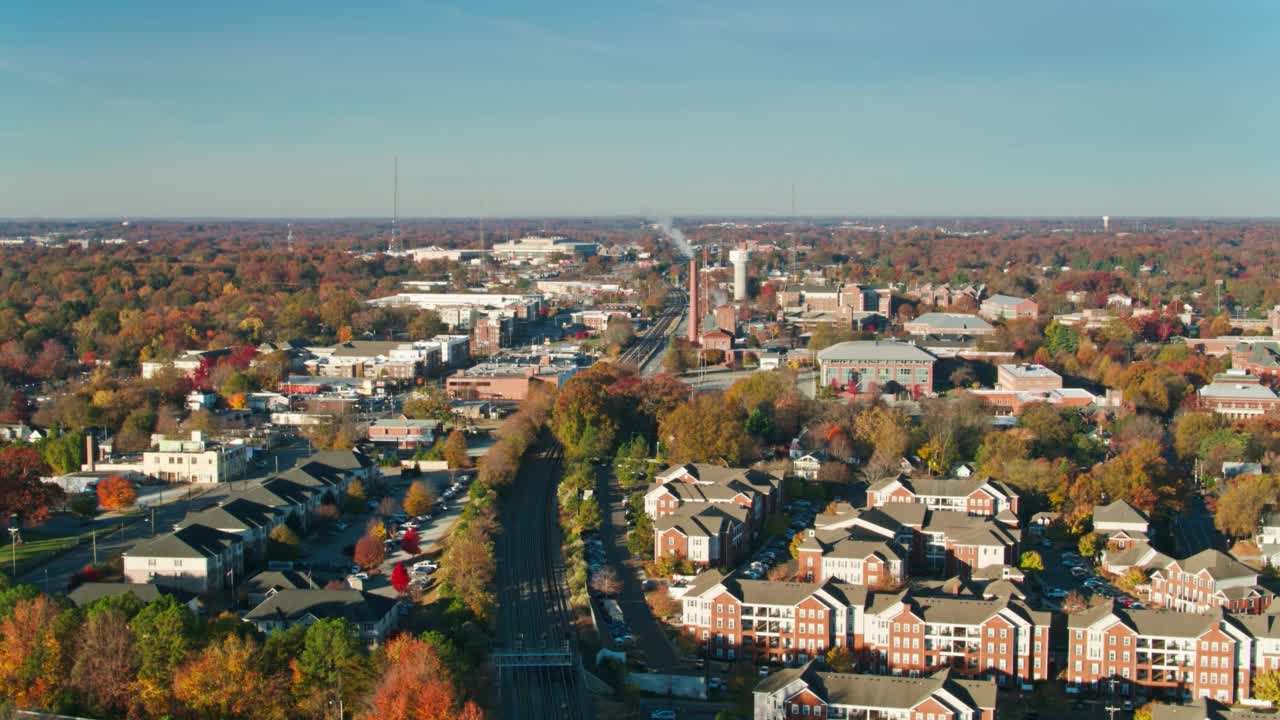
left=1152, top=698, right=1277, bottom=720
left=1169, top=549, right=1257, bottom=581
left=759, top=664, right=996, bottom=712
left=983, top=294, right=1030, bottom=307
left=244, top=570, right=320, bottom=596
left=329, top=341, right=404, bottom=358
left=310, top=449, right=375, bottom=471
left=244, top=588, right=397, bottom=624
left=655, top=503, right=750, bottom=537
left=1093, top=500, right=1149, bottom=527
left=127, top=523, right=242, bottom=560
left=909, top=313, right=994, bottom=333
left=1067, top=602, right=1223, bottom=638
left=67, top=582, right=174, bottom=607
left=816, top=340, right=936, bottom=364
left=177, top=498, right=281, bottom=532
left=1199, top=380, right=1280, bottom=401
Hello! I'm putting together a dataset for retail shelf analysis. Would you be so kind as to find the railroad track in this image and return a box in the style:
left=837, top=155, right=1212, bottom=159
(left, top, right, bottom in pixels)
left=496, top=443, right=590, bottom=720
left=618, top=290, right=684, bottom=372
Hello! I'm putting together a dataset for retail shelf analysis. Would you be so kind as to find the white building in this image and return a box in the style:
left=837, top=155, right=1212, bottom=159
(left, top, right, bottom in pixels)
left=489, top=235, right=598, bottom=262
left=142, top=431, right=249, bottom=483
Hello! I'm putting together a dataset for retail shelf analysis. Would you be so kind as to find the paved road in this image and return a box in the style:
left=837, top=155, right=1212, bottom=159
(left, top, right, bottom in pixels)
left=1173, top=493, right=1224, bottom=556
left=495, top=443, right=590, bottom=720
left=638, top=697, right=732, bottom=720
left=597, top=469, right=679, bottom=672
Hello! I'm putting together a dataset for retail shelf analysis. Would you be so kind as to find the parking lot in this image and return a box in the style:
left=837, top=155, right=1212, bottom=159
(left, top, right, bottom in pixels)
left=1031, top=532, right=1142, bottom=611
left=738, top=499, right=819, bottom=581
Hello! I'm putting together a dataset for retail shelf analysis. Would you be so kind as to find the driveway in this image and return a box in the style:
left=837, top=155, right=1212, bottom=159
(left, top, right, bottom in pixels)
left=597, top=467, right=679, bottom=672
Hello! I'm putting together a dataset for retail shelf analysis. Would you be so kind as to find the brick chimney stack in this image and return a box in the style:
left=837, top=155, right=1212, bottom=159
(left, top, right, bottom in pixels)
left=687, top=258, right=699, bottom=344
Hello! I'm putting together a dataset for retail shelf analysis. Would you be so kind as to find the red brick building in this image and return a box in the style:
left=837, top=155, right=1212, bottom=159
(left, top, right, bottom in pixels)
left=816, top=340, right=936, bottom=395
left=1148, top=549, right=1273, bottom=615
left=865, top=475, right=1020, bottom=522
left=653, top=503, right=750, bottom=567
left=1066, top=603, right=1256, bottom=704
left=1197, top=371, right=1280, bottom=420
left=980, top=294, right=1039, bottom=320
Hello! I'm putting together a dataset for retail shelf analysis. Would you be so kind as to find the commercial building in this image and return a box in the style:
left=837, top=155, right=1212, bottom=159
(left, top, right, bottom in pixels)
left=489, top=234, right=598, bottom=261
left=142, top=431, right=249, bottom=484
left=1198, top=371, right=1280, bottom=419
left=996, top=364, right=1062, bottom=392
left=816, top=340, right=936, bottom=395
left=445, top=361, right=578, bottom=401
left=980, top=294, right=1038, bottom=320
left=903, top=313, right=996, bottom=338
left=366, top=418, right=436, bottom=449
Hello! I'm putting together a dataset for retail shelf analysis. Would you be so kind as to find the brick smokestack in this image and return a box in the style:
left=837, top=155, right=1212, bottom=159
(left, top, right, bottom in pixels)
left=688, top=258, right=699, bottom=344
left=85, top=433, right=95, bottom=472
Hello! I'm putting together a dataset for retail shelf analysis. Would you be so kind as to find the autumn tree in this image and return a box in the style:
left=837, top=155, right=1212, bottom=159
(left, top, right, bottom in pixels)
left=0, top=447, right=64, bottom=525
left=443, top=430, right=470, bottom=473
left=359, top=635, right=473, bottom=720
left=825, top=646, right=855, bottom=673
left=1254, top=670, right=1280, bottom=704
left=1077, top=533, right=1100, bottom=560
left=0, top=594, right=69, bottom=709
left=1215, top=474, right=1280, bottom=539
left=173, top=633, right=283, bottom=720
left=1019, top=551, right=1044, bottom=573
left=130, top=594, right=196, bottom=714
left=95, top=475, right=138, bottom=511
left=69, top=606, right=135, bottom=716
left=400, top=528, right=421, bottom=555
left=268, top=524, right=302, bottom=561
left=344, top=478, right=367, bottom=514
left=391, top=562, right=410, bottom=594
left=658, top=392, right=752, bottom=466
left=437, top=521, right=496, bottom=620
left=354, top=534, right=386, bottom=570
left=403, top=481, right=435, bottom=517
left=853, top=404, right=913, bottom=470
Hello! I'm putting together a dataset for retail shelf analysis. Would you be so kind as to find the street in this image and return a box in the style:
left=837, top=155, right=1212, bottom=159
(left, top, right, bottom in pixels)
left=1172, top=493, right=1224, bottom=556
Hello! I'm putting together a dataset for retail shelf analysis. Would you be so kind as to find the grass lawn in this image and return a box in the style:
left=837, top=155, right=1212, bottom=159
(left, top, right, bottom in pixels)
left=2, top=521, right=134, bottom=579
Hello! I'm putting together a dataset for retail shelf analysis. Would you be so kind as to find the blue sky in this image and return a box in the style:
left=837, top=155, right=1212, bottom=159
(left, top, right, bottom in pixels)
left=1, top=1, right=1277, bottom=217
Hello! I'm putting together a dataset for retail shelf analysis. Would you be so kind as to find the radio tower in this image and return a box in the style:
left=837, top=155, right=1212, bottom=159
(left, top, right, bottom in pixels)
left=388, top=156, right=402, bottom=255
left=790, top=183, right=798, bottom=279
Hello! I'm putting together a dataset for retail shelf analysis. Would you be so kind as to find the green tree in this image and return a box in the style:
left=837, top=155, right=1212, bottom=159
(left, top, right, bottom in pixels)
left=1077, top=533, right=1100, bottom=560
left=744, top=407, right=774, bottom=438
left=130, top=594, right=196, bottom=685
left=1044, top=320, right=1079, bottom=355
left=1173, top=412, right=1222, bottom=461
left=627, top=514, right=654, bottom=560
left=293, top=618, right=361, bottom=692
left=1019, top=551, right=1044, bottom=573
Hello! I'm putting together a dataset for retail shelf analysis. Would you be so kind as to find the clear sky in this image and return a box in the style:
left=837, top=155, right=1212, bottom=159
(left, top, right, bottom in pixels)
left=2, top=1, right=1277, bottom=218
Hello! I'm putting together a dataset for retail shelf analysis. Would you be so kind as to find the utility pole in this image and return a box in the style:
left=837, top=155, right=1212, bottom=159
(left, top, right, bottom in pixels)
left=151, top=506, right=156, bottom=537
left=92, top=529, right=97, bottom=565
left=1104, top=705, right=1121, bottom=720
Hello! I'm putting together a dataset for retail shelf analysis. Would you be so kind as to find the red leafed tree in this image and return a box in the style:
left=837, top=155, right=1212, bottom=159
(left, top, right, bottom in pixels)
left=0, top=446, right=64, bottom=525
left=96, top=475, right=138, bottom=511
left=354, top=534, right=386, bottom=570
left=391, top=562, right=410, bottom=594
left=400, top=528, right=420, bottom=555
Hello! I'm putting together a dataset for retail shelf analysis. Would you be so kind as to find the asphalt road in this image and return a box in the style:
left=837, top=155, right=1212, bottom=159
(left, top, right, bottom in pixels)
left=596, top=468, right=679, bottom=672
left=1173, top=493, right=1224, bottom=556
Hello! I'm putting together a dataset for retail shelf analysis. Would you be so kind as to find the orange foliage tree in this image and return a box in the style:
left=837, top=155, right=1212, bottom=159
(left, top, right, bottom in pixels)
left=0, top=595, right=69, bottom=709
left=360, top=635, right=484, bottom=720
left=172, top=633, right=282, bottom=719
left=96, top=475, right=138, bottom=511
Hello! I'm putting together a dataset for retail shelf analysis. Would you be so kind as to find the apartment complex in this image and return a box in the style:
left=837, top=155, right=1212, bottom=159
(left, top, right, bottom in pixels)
left=1148, top=549, right=1272, bottom=615
left=647, top=463, right=783, bottom=567
left=866, top=475, right=1020, bottom=523
left=754, top=664, right=998, bottom=720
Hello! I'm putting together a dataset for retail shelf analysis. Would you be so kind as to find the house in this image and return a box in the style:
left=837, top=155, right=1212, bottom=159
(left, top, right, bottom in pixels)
left=792, top=451, right=827, bottom=481
left=67, top=581, right=202, bottom=613
left=244, top=569, right=321, bottom=606
left=244, top=589, right=400, bottom=643
left=1093, top=500, right=1150, bottom=551
left=753, top=663, right=997, bottom=720
left=122, top=524, right=245, bottom=594
left=142, top=431, right=250, bottom=483
left=1148, top=549, right=1272, bottom=614
left=1197, top=371, right=1280, bottom=419
left=980, top=294, right=1038, bottom=320
left=1222, top=462, right=1264, bottom=481
left=1255, top=513, right=1280, bottom=567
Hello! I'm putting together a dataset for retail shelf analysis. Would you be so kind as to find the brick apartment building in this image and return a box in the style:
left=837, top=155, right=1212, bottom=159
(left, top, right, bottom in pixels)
left=1148, top=549, right=1273, bottom=615
left=654, top=503, right=751, bottom=567
left=815, top=502, right=1020, bottom=580
left=1093, top=500, right=1151, bottom=552
left=754, top=664, right=997, bottom=720
left=866, top=475, right=1020, bottom=524
left=796, top=530, right=907, bottom=587
left=1066, top=603, right=1258, bottom=704
left=861, top=593, right=1052, bottom=689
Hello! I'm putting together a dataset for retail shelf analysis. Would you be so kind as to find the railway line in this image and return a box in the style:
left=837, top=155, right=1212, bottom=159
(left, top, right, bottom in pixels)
left=495, top=443, right=590, bottom=720
left=618, top=289, right=684, bottom=374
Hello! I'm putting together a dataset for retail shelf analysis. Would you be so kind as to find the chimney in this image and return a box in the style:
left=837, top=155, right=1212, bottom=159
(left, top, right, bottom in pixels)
left=85, top=434, right=96, bottom=472
left=688, top=258, right=700, bottom=344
